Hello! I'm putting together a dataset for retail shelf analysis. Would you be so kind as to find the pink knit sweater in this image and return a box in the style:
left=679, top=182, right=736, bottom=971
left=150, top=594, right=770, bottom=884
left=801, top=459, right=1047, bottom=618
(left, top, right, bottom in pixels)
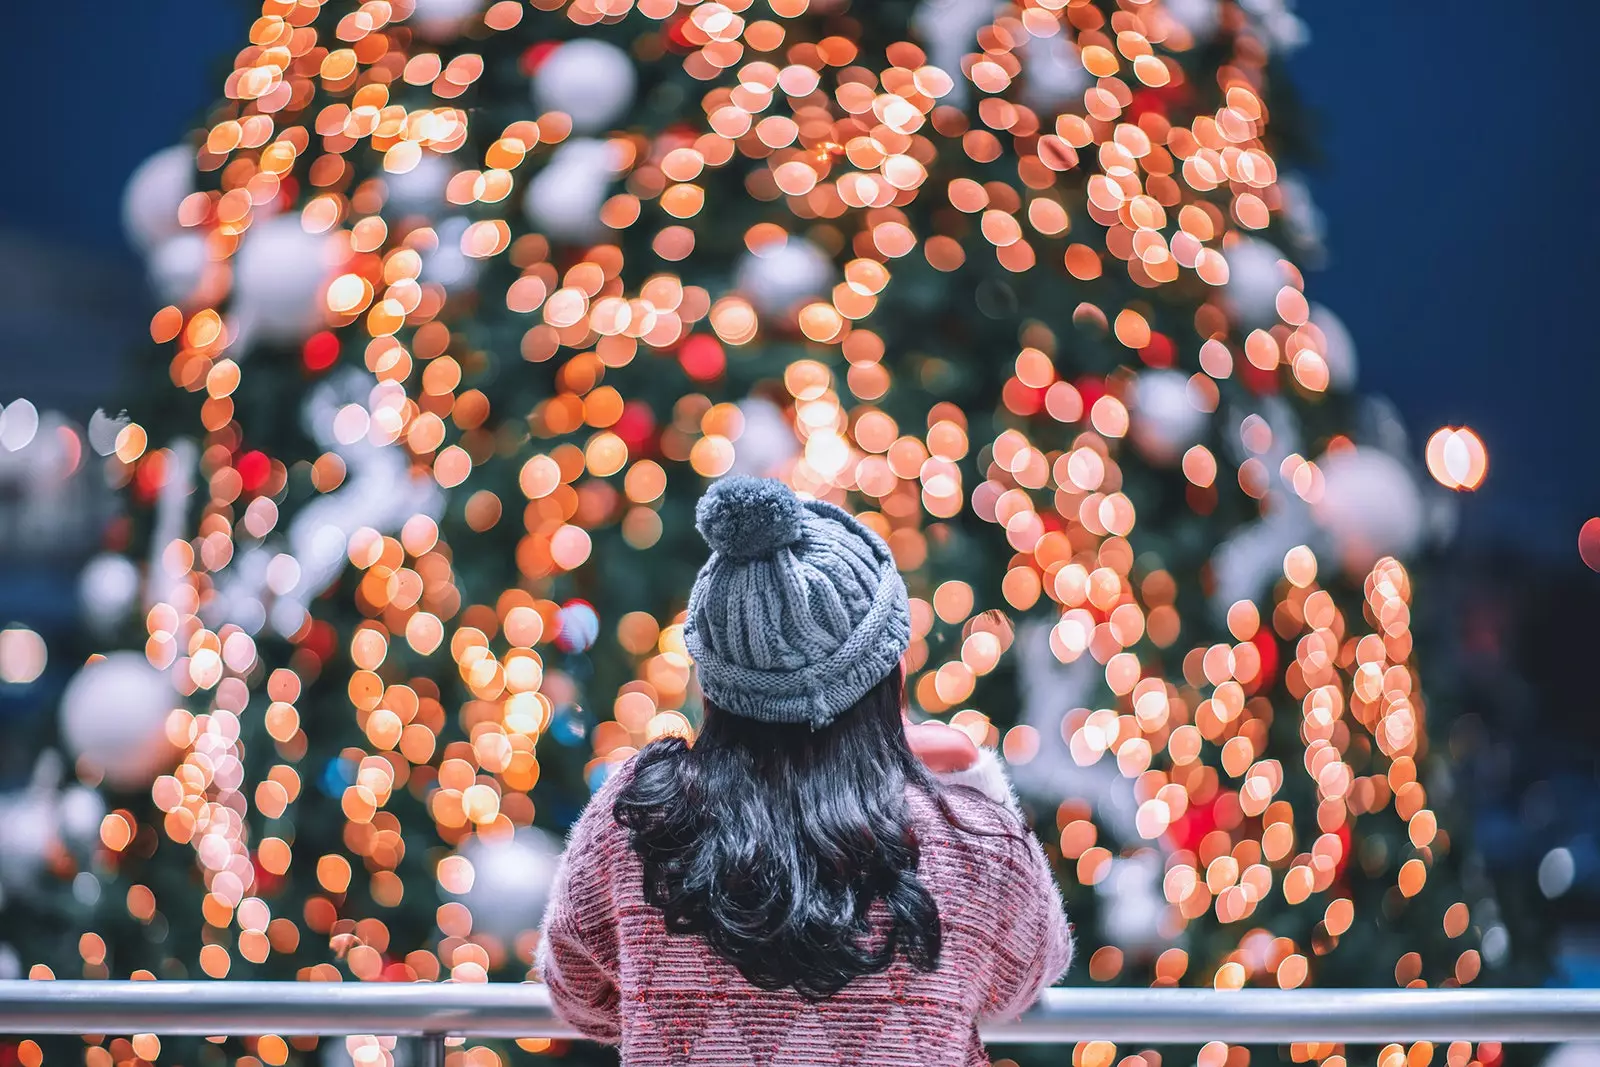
left=537, top=750, right=1072, bottom=1066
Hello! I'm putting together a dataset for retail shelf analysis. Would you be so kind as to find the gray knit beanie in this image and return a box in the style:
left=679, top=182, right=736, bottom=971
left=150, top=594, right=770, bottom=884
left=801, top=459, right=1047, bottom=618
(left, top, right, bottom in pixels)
left=683, top=476, right=911, bottom=729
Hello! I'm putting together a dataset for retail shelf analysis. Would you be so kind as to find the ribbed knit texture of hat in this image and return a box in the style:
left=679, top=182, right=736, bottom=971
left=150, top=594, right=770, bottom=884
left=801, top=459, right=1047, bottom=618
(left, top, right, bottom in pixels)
left=683, top=476, right=911, bottom=729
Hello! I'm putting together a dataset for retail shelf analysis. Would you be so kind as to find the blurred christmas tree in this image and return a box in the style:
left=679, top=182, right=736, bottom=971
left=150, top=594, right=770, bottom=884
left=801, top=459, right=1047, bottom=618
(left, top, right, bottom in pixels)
left=4, top=0, right=1549, bottom=1065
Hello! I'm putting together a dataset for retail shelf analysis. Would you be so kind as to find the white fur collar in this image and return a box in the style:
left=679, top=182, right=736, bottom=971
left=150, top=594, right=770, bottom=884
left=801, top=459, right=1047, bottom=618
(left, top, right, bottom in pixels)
left=934, top=747, right=1020, bottom=814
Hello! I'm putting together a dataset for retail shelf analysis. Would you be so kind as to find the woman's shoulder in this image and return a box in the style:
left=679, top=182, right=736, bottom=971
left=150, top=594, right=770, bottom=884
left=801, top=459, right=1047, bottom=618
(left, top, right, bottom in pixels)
left=910, top=750, right=1037, bottom=848
left=563, top=753, right=640, bottom=846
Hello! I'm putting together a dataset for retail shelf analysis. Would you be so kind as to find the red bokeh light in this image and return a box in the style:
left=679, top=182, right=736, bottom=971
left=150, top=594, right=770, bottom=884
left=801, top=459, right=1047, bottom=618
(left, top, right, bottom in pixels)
left=1579, top=518, right=1600, bottom=572
left=679, top=335, right=725, bottom=381
left=1140, top=333, right=1176, bottom=368
left=612, top=400, right=657, bottom=452
left=303, top=331, right=340, bottom=373
left=519, top=42, right=559, bottom=76
left=237, top=450, right=270, bottom=493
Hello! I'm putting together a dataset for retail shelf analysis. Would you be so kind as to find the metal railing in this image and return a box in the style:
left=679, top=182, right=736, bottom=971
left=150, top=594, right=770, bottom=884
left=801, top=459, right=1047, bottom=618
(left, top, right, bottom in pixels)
left=3, top=981, right=1597, bottom=1055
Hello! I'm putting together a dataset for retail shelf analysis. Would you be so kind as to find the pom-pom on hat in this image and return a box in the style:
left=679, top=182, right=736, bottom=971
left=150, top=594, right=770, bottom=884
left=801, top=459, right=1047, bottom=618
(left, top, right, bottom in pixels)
left=684, top=476, right=911, bottom=729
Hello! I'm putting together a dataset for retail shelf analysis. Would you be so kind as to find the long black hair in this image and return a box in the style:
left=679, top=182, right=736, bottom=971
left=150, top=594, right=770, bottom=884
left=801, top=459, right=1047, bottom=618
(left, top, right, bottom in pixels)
left=612, top=670, right=952, bottom=998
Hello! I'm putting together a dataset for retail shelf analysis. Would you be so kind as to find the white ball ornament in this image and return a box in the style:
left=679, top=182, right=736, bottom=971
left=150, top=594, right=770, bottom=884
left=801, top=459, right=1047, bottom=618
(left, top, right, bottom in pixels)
left=1223, top=237, right=1290, bottom=329
left=233, top=216, right=338, bottom=346
left=1312, top=447, right=1423, bottom=572
left=1097, top=852, right=1168, bottom=956
left=410, top=0, right=483, bottom=39
left=420, top=216, right=481, bottom=290
left=729, top=397, right=799, bottom=478
left=384, top=152, right=454, bottom=217
left=0, top=407, right=71, bottom=483
left=910, top=0, right=996, bottom=108
left=1019, top=32, right=1091, bottom=114
left=523, top=139, right=619, bottom=244
left=735, top=237, right=834, bottom=318
left=1129, top=370, right=1208, bottom=465
left=78, top=553, right=142, bottom=636
left=57, top=786, right=107, bottom=853
left=59, top=652, right=178, bottom=791
left=1163, top=0, right=1221, bottom=39
left=532, top=40, right=637, bottom=136
left=146, top=232, right=209, bottom=307
left=1240, top=0, right=1309, bottom=53
left=1308, top=303, right=1358, bottom=391
left=0, top=792, right=56, bottom=893
left=1209, top=507, right=1316, bottom=616
left=449, top=829, right=563, bottom=944
left=122, top=144, right=193, bottom=252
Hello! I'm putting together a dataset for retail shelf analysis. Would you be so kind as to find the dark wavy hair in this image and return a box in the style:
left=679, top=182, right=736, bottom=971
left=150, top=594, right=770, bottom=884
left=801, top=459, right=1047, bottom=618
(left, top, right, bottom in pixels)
left=613, top=671, right=958, bottom=998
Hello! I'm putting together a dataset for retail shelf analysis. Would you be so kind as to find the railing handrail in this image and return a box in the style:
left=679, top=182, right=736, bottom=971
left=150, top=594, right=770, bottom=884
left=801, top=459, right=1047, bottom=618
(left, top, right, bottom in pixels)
left=1, top=982, right=1597, bottom=1043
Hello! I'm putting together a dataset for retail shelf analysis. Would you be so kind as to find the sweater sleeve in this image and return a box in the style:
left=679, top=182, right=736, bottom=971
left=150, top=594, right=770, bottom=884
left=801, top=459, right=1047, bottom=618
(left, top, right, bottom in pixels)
left=536, top=768, right=629, bottom=1044
left=939, top=751, right=1073, bottom=1022
left=979, top=829, right=1073, bottom=1020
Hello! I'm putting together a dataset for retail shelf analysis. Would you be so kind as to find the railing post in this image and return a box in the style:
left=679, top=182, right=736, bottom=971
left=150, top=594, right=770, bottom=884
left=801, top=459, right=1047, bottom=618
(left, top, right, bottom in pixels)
left=409, top=1034, right=445, bottom=1067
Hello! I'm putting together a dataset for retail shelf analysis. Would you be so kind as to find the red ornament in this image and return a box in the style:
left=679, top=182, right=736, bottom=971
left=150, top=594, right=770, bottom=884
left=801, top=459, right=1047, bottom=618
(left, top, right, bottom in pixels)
left=1074, top=376, right=1107, bottom=412
left=1001, top=377, right=1048, bottom=417
left=251, top=853, right=283, bottom=897
left=1237, top=357, right=1278, bottom=395
left=237, top=450, right=271, bottom=494
left=1248, top=625, right=1279, bottom=694
left=1158, top=80, right=1195, bottom=109
left=520, top=41, right=560, bottom=76
left=1579, top=517, right=1600, bottom=572
left=665, top=14, right=696, bottom=53
left=1127, top=91, right=1168, bottom=124
left=132, top=450, right=169, bottom=506
left=1140, top=332, right=1176, bottom=368
left=303, top=331, right=340, bottom=373
left=1334, top=819, right=1352, bottom=878
left=298, top=619, right=339, bottom=664
left=679, top=334, right=725, bottom=381
left=1166, top=794, right=1220, bottom=856
left=1129, top=78, right=1195, bottom=124
left=612, top=400, right=657, bottom=452
left=277, top=176, right=299, bottom=212
left=660, top=124, right=701, bottom=153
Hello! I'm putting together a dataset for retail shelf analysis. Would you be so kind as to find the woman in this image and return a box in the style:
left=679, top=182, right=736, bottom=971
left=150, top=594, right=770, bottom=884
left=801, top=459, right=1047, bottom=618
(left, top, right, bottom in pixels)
left=538, top=477, right=1071, bottom=1066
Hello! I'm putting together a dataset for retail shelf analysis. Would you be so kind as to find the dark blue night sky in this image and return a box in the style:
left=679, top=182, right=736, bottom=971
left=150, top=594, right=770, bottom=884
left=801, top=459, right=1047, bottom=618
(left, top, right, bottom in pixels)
left=5, top=1, right=1597, bottom=555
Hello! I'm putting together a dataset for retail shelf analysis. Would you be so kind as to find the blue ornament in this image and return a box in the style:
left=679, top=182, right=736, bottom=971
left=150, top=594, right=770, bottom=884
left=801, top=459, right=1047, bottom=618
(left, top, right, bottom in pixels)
left=586, top=760, right=617, bottom=794
left=319, top=756, right=355, bottom=797
left=551, top=705, right=588, bottom=747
